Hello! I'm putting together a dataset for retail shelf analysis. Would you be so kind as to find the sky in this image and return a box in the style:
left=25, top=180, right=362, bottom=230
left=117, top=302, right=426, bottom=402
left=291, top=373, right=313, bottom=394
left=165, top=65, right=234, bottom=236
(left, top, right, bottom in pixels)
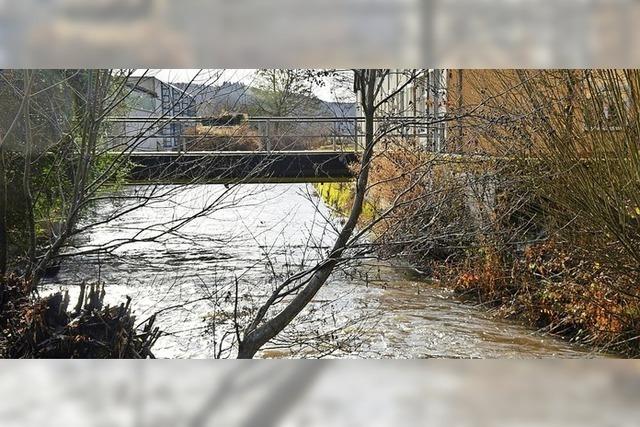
left=132, top=69, right=354, bottom=103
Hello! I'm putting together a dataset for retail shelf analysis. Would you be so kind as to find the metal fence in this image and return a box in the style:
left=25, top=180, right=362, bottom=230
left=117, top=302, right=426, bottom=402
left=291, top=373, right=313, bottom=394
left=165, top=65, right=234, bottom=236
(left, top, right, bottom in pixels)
left=106, top=115, right=443, bottom=153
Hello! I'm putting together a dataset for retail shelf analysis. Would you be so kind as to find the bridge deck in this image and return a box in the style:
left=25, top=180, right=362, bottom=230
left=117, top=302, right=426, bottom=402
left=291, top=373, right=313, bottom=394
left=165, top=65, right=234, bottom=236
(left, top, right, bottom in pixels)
left=122, top=150, right=357, bottom=156
left=125, top=151, right=358, bottom=184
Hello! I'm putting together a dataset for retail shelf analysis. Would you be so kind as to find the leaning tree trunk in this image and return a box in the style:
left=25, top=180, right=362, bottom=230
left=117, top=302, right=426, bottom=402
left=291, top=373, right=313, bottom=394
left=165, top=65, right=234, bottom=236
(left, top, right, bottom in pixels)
left=236, top=70, right=379, bottom=359
left=0, top=148, right=7, bottom=278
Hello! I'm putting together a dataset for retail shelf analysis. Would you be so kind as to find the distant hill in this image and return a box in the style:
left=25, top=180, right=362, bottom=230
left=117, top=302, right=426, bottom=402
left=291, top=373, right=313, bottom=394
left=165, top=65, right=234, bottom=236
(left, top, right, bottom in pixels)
left=176, top=81, right=355, bottom=119
left=319, top=101, right=356, bottom=118
left=176, top=81, right=256, bottom=116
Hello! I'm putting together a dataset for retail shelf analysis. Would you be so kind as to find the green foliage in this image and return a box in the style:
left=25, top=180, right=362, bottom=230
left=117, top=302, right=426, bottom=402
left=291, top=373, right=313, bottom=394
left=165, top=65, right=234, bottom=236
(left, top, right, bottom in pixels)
left=0, top=70, right=130, bottom=275
left=92, top=151, right=134, bottom=192
left=314, top=182, right=377, bottom=223
left=250, top=69, right=327, bottom=118
left=315, top=182, right=352, bottom=213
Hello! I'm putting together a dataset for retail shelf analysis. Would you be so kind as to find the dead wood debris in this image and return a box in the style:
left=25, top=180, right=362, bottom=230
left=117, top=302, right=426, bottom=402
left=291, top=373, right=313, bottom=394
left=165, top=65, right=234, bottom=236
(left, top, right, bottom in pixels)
left=0, top=276, right=161, bottom=358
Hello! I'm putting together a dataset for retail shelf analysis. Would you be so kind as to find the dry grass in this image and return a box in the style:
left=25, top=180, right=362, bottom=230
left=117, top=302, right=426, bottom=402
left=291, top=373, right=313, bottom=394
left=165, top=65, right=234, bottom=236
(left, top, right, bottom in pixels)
left=184, top=124, right=261, bottom=151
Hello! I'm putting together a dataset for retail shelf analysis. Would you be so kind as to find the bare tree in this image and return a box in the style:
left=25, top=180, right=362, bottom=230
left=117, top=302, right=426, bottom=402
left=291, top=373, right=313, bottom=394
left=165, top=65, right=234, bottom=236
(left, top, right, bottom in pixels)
left=251, top=69, right=321, bottom=117
left=0, top=69, right=269, bottom=289
left=234, top=69, right=426, bottom=358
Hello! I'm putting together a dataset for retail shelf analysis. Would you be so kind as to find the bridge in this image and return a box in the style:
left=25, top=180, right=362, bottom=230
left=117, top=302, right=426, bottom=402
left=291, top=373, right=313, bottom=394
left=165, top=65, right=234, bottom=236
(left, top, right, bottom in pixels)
left=107, top=114, right=434, bottom=184
left=108, top=115, right=363, bottom=183
left=125, top=150, right=358, bottom=184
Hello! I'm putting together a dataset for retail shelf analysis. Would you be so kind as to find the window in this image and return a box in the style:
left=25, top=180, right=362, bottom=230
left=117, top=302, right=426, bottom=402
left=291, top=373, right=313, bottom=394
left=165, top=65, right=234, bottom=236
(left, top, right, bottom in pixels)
left=129, top=91, right=155, bottom=112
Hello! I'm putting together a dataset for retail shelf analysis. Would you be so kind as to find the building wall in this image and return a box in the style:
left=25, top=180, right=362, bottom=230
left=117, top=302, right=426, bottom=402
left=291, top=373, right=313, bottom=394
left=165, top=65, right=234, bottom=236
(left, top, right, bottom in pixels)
left=365, top=69, right=622, bottom=156
left=446, top=69, right=519, bottom=155
left=356, top=69, right=448, bottom=151
left=448, top=69, right=632, bottom=157
left=116, top=76, right=195, bottom=151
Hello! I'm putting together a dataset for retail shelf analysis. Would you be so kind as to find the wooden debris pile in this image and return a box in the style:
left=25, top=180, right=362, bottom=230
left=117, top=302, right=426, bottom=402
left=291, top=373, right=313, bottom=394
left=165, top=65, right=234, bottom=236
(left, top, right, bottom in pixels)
left=0, top=276, right=161, bottom=358
left=184, top=124, right=261, bottom=151
left=200, top=113, right=248, bottom=126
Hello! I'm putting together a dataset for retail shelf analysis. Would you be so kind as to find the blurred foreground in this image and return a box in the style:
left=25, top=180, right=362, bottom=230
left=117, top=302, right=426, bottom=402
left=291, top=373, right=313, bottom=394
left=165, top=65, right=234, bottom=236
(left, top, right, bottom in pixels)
left=1, top=0, right=638, bottom=67
left=0, top=360, right=638, bottom=426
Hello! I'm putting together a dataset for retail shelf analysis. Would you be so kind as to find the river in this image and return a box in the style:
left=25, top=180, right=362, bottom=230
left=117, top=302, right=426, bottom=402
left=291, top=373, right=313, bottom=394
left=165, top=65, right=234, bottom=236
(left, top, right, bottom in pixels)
left=43, top=183, right=598, bottom=358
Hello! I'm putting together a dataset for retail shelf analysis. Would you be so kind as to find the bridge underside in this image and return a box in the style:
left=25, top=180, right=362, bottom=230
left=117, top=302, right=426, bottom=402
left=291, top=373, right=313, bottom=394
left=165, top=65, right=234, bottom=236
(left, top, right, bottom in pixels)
left=126, top=151, right=358, bottom=184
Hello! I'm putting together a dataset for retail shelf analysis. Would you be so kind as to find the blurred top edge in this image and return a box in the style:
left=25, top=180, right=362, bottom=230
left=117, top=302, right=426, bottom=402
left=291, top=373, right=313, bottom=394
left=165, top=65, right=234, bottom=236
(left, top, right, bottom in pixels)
left=0, top=0, right=638, bottom=68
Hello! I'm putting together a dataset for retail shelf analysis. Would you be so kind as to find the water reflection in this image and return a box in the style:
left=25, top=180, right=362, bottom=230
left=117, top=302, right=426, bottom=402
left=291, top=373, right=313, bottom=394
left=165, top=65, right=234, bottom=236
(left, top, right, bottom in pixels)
left=44, top=183, right=597, bottom=358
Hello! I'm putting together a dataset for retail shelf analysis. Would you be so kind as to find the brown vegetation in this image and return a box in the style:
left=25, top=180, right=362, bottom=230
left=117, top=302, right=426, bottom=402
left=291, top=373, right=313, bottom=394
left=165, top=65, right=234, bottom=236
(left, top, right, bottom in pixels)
left=370, top=144, right=640, bottom=355
left=368, top=139, right=484, bottom=264
left=445, top=239, right=640, bottom=354
left=184, top=124, right=261, bottom=151
left=366, top=70, right=640, bottom=356
left=0, top=276, right=160, bottom=358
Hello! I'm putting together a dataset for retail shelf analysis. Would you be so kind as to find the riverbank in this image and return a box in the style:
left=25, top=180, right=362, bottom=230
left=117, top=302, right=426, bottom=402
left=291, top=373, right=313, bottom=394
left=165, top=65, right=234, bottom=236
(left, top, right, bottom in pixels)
left=313, top=181, right=629, bottom=357
left=436, top=241, right=639, bottom=357
left=314, top=181, right=376, bottom=220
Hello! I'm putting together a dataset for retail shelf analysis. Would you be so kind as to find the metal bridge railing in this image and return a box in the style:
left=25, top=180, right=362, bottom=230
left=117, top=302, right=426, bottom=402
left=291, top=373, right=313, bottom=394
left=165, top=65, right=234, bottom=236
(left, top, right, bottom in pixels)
left=107, top=116, right=363, bottom=153
left=106, top=115, right=444, bottom=153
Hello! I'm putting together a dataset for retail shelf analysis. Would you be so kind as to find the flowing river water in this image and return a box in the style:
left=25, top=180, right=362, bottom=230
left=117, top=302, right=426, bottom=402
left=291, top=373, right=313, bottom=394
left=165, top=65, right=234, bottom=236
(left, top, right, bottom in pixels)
left=43, top=184, right=598, bottom=358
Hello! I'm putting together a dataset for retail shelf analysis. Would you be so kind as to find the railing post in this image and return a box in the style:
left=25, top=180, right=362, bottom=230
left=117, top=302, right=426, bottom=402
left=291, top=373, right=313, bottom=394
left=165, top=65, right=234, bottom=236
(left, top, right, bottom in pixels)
left=266, top=120, right=271, bottom=153
left=353, top=117, right=359, bottom=152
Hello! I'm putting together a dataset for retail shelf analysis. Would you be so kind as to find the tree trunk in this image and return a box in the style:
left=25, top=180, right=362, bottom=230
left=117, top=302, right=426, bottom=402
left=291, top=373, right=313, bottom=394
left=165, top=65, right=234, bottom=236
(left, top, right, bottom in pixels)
left=0, top=147, right=7, bottom=278
left=22, top=70, right=37, bottom=281
left=236, top=70, right=379, bottom=358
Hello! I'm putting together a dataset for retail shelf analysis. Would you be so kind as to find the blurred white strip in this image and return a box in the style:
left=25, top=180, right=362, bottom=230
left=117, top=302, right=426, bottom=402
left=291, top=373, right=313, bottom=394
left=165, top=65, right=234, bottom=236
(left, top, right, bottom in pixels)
left=0, top=0, right=637, bottom=67
left=0, top=360, right=639, bottom=427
